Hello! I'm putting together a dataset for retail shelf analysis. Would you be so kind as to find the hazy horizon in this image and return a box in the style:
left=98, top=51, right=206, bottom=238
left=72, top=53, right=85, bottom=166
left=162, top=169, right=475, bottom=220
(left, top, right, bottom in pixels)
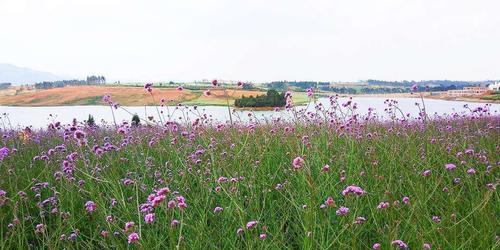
left=1, top=0, right=499, bottom=82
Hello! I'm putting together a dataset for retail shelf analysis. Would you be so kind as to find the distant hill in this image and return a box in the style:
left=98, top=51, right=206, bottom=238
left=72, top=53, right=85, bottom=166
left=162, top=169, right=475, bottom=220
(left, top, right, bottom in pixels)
left=0, top=63, right=62, bottom=85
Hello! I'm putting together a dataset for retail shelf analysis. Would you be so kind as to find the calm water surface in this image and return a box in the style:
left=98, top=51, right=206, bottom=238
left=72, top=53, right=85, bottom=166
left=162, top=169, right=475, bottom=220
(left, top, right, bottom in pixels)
left=1, top=97, right=498, bottom=129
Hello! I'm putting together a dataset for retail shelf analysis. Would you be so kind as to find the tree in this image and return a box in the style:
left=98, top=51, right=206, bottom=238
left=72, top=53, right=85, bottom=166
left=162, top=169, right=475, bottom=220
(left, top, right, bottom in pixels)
left=131, top=114, right=140, bottom=126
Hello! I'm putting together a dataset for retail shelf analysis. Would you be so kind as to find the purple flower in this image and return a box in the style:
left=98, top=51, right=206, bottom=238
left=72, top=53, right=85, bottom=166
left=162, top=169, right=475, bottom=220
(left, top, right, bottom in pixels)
left=336, top=206, right=349, bottom=216
left=391, top=240, right=408, bottom=249
left=144, top=213, right=155, bottom=224
left=342, top=185, right=366, bottom=196
left=292, top=156, right=304, bottom=170
left=422, top=169, right=431, bottom=176
left=372, top=243, right=381, bottom=249
left=402, top=196, right=410, bottom=204
left=246, top=220, right=258, bottom=229
left=377, top=201, right=389, bottom=210
left=259, top=233, right=267, bottom=240
left=432, top=216, right=441, bottom=223
left=85, top=201, right=96, bottom=213
left=0, top=147, right=9, bottom=161
left=445, top=163, right=456, bottom=170
left=128, top=232, right=139, bottom=244
left=214, top=206, right=223, bottom=214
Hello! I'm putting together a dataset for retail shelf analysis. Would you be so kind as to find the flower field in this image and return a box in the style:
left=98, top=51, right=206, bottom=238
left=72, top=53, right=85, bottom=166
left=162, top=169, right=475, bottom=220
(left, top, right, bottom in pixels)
left=0, top=87, right=499, bottom=249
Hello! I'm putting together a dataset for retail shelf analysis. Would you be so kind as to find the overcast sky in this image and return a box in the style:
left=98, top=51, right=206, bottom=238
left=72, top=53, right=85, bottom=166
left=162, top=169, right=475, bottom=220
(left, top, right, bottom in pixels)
left=0, top=0, right=499, bottom=82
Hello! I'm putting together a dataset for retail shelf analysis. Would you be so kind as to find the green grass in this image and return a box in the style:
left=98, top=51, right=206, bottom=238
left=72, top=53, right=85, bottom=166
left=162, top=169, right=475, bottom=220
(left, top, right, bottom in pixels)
left=0, top=116, right=498, bottom=249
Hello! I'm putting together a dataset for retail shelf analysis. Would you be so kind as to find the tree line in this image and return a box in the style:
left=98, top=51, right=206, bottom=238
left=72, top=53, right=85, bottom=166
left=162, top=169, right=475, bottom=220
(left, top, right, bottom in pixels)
left=234, top=89, right=286, bottom=107
left=35, top=76, right=106, bottom=89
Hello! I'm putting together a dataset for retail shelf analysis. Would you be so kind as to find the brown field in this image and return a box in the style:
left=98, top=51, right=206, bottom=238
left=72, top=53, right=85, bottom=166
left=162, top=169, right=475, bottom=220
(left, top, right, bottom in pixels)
left=0, top=85, right=267, bottom=106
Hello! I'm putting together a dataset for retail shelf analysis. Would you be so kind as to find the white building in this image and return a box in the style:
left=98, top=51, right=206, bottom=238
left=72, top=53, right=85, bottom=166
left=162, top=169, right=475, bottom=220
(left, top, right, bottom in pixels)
left=488, top=82, right=500, bottom=91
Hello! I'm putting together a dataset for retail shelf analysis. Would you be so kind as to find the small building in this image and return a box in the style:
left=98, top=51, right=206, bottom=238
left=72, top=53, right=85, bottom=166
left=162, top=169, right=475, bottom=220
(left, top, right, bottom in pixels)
left=488, top=82, right=500, bottom=91
left=447, top=86, right=489, bottom=97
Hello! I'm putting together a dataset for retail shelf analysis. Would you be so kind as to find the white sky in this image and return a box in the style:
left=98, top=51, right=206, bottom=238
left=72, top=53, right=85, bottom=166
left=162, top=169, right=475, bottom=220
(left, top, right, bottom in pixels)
left=0, top=0, right=499, bottom=82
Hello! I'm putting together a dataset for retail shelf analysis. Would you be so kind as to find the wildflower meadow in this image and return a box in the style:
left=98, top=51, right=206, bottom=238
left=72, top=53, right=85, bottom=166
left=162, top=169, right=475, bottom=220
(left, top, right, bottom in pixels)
left=0, top=84, right=498, bottom=249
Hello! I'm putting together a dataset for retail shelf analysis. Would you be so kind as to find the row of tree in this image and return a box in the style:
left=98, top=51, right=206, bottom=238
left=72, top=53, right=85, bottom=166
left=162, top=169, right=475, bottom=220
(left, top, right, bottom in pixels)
left=366, top=79, right=485, bottom=87
left=35, top=76, right=106, bottom=89
left=234, top=89, right=286, bottom=107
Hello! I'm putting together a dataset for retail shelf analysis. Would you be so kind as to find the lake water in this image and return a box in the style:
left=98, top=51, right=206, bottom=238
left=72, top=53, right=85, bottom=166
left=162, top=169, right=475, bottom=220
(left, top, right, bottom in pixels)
left=1, top=97, right=498, bottom=129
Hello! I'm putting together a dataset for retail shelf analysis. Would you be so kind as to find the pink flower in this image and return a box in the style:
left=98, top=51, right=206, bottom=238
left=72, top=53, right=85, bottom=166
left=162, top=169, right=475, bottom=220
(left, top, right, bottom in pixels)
left=101, top=230, right=109, bottom=238
left=321, top=164, right=330, bottom=172
left=211, top=79, right=218, bottom=86
left=372, top=243, right=381, bottom=249
left=176, top=86, right=184, bottom=91
left=325, top=197, right=335, bottom=207
left=432, top=216, right=441, bottom=223
left=214, top=206, right=223, bottom=214
left=402, top=196, right=410, bottom=204
left=144, top=83, right=153, bottom=92
left=422, top=169, right=431, bottom=176
left=203, top=89, right=211, bottom=96
left=128, top=232, right=139, bottom=244
left=144, top=213, right=155, bottom=224
left=466, top=168, right=476, bottom=174
left=392, top=240, right=408, bottom=249
left=377, top=201, right=389, bottom=210
left=236, top=228, right=244, bottom=235
left=124, top=221, right=135, bottom=232
left=237, top=81, right=243, bottom=87
left=259, top=233, right=267, bottom=240
left=292, top=156, right=304, bottom=169
left=246, top=220, right=258, bottom=229
left=336, top=206, right=349, bottom=216
left=445, top=163, right=456, bottom=170
left=171, top=219, right=180, bottom=227
left=35, top=224, right=45, bottom=234
left=411, top=84, right=418, bottom=92
left=341, top=185, right=366, bottom=196
left=156, top=187, right=170, bottom=196
left=423, top=243, right=431, bottom=249
left=85, top=201, right=96, bottom=213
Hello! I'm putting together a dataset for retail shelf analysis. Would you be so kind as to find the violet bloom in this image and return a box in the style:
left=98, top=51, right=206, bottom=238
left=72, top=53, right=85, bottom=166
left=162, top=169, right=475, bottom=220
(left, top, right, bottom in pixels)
left=324, top=197, right=335, bottom=207
left=35, top=224, right=45, bottom=234
left=411, top=84, right=418, bottom=92
left=391, top=240, right=408, bottom=249
left=423, top=243, right=431, bottom=249
left=402, top=196, right=410, bottom=204
left=171, top=219, right=180, bottom=227
left=128, top=232, right=139, bottom=244
left=246, top=220, right=258, bottom=229
left=259, top=233, right=267, bottom=240
left=322, top=164, right=330, bottom=172
left=144, top=83, right=153, bottom=92
left=432, top=216, right=441, bottom=223
left=372, top=243, right=381, bottom=249
left=0, top=147, right=9, bottom=161
left=85, top=201, right=96, bottom=213
left=377, top=201, right=389, bottom=210
left=422, top=169, right=431, bottom=177
left=203, top=89, right=211, bottom=96
left=176, top=86, right=184, bottom=91
left=144, top=213, right=155, bottom=224
left=336, top=206, right=349, bottom=216
left=341, top=185, right=366, bottom=196
left=445, top=163, right=457, bottom=170
left=214, top=206, right=223, bottom=214
left=292, top=156, right=305, bottom=169
left=466, top=168, right=476, bottom=175
left=236, top=228, right=244, bottom=235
